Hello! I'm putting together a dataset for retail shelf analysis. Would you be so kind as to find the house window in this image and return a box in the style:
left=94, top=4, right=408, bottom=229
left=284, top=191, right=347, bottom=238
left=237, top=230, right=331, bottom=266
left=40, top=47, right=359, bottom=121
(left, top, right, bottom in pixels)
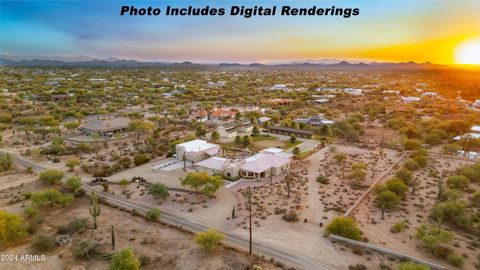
left=227, top=173, right=231, bottom=177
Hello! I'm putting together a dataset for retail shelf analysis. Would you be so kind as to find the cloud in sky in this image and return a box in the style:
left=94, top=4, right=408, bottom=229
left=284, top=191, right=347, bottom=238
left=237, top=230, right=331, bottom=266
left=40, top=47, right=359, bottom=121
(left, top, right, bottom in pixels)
left=0, top=0, right=479, bottom=63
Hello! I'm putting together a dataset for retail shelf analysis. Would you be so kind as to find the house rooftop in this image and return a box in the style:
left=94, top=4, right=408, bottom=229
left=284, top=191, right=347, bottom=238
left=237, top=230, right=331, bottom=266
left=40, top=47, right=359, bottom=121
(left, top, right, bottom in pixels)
left=177, top=139, right=218, bottom=152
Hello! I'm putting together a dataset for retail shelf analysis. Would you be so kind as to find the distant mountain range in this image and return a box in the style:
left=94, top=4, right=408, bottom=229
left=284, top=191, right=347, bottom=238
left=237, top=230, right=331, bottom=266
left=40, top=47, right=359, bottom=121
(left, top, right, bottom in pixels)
left=0, top=55, right=447, bottom=69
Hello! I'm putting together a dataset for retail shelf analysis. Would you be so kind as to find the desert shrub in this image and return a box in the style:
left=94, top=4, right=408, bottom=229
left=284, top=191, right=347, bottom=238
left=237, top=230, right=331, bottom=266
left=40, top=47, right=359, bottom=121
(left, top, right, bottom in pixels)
left=430, top=200, right=467, bottom=226
left=282, top=211, right=299, bottom=222
left=385, top=178, right=408, bottom=198
left=24, top=205, right=39, bottom=218
left=375, top=191, right=400, bottom=210
left=348, top=169, right=366, bottom=183
left=316, top=175, right=329, bottom=184
left=109, top=247, right=140, bottom=270
left=31, top=189, right=75, bottom=208
left=74, top=240, right=101, bottom=259
left=0, top=153, right=13, bottom=171
left=397, top=262, right=430, bottom=270
left=0, top=210, right=27, bottom=248
left=133, top=154, right=150, bottom=166
left=447, top=254, right=464, bottom=267
left=38, top=169, right=64, bottom=184
left=395, top=168, right=413, bottom=185
left=146, top=208, right=161, bottom=221
left=446, top=175, right=470, bottom=191
left=58, top=217, right=88, bottom=234
left=348, top=264, right=367, bottom=270
left=74, top=187, right=86, bottom=197
left=194, top=229, right=224, bottom=251
left=326, top=217, right=362, bottom=240
left=147, top=183, right=169, bottom=199
left=139, top=255, right=150, bottom=267
left=403, top=139, right=421, bottom=150
left=31, top=232, right=56, bottom=252
left=390, top=221, right=407, bottom=233
left=457, top=163, right=480, bottom=183
left=415, top=224, right=453, bottom=253
left=66, top=175, right=82, bottom=192
left=472, top=191, right=480, bottom=207
left=117, top=157, right=132, bottom=169
left=181, top=172, right=223, bottom=196
left=404, top=159, right=420, bottom=171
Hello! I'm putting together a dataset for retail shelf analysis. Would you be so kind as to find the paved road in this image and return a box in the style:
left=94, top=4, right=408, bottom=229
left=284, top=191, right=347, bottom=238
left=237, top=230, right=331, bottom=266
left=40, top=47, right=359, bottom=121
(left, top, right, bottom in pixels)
left=3, top=150, right=334, bottom=270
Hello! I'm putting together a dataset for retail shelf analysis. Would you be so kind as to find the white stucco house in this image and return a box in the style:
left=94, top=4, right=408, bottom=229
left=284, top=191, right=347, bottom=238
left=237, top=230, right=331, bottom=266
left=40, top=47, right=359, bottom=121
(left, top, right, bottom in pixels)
left=175, top=139, right=219, bottom=163
left=194, top=147, right=292, bottom=179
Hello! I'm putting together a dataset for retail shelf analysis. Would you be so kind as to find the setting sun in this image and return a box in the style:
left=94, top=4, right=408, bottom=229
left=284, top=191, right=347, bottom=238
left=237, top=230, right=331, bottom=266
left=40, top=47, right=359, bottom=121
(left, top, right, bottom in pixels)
left=455, top=39, right=480, bottom=64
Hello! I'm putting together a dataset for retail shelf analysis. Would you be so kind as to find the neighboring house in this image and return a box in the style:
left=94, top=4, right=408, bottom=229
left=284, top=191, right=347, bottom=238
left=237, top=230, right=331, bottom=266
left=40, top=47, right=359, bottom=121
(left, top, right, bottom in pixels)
left=198, top=108, right=236, bottom=121
left=422, top=92, right=439, bottom=97
left=216, top=119, right=254, bottom=138
left=453, top=125, right=480, bottom=141
left=314, top=98, right=329, bottom=104
left=401, top=96, right=422, bottom=103
left=257, top=116, right=272, bottom=125
left=295, top=115, right=335, bottom=126
left=175, top=139, right=219, bottom=163
left=195, top=147, right=292, bottom=179
left=270, top=84, right=288, bottom=91
left=343, top=88, right=363, bottom=95
left=268, top=126, right=314, bottom=139
left=80, top=117, right=130, bottom=137
left=472, top=100, right=480, bottom=111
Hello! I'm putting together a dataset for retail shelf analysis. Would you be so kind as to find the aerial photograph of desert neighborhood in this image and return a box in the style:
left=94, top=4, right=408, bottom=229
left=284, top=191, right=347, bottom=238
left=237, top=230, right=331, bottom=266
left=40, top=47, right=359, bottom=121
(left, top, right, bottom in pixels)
left=1, top=1, right=480, bottom=270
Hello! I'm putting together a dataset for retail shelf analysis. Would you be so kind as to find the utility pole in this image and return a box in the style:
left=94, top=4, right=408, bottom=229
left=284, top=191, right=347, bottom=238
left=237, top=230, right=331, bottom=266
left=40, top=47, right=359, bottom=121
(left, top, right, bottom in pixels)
left=248, top=186, right=252, bottom=255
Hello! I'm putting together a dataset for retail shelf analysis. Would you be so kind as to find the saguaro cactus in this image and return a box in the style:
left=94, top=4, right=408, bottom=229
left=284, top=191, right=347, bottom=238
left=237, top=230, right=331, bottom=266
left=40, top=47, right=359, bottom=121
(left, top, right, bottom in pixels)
left=89, top=191, right=101, bottom=229
left=111, top=225, right=115, bottom=250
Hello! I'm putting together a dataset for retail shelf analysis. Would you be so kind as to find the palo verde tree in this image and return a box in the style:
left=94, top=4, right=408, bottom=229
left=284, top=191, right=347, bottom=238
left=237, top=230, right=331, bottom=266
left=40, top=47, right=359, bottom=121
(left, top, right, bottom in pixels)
left=89, top=191, right=101, bottom=229
left=181, top=172, right=223, bottom=197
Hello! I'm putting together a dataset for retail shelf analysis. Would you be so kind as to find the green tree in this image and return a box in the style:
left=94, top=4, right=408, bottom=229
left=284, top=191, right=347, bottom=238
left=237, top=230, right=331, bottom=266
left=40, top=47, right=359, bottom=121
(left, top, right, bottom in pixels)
left=129, top=119, right=155, bottom=140
left=38, top=169, right=64, bottom=185
left=384, top=178, right=408, bottom=198
left=292, top=146, right=300, bottom=157
left=404, top=159, right=420, bottom=171
left=395, top=168, right=413, bottom=185
left=194, top=229, right=224, bottom=251
left=234, top=135, right=242, bottom=146
left=375, top=191, right=400, bottom=219
left=181, top=172, right=223, bottom=196
left=146, top=208, right=161, bottom=221
left=0, top=210, right=27, bottom=248
left=0, top=153, right=13, bottom=172
left=66, top=159, right=80, bottom=172
left=289, top=134, right=297, bottom=143
left=109, top=247, right=140, bottom=270
left=195, top=124, right=207, bottom=138
left=415, top=224, right=453, bottom=253
left=242, top=135, right=252, bottom=148
left=325, top=216, right=362, bottom=240
left=443, top=143, right=461, bottom=155
left=446, top=175, right=470, bottom=191
left=252, top=126, right=260, bottom=136
left=66, top=175, right=82, bottom=192
left=211, top=130, right=220, bottom=142
left=430, top=200, right=466, bottom=226
left=147, top=182, right=169, bottom=199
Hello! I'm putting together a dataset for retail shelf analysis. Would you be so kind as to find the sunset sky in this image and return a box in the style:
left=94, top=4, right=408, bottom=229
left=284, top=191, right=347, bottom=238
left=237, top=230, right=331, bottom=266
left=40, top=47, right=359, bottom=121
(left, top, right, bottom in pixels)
left=1, top=0, right=480, bottom=64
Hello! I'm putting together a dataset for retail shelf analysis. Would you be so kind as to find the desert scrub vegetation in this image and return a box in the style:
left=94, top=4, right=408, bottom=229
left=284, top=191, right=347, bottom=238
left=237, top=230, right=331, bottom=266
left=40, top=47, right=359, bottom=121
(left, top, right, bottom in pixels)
left=0, top=210, right=28, bottom=248
left=31, top=232, right=56, bottom=252
left=147, top=182, right=169, bottom=199
left=30, top=188, right=75, bottom=208
left=57, top=217, right=88, bottom=234
left=109, top=247, right=141, bottom=270
left=194, top=229, right=224, bottom=251
left=146, top=208, right=161, bottom=221
left=326, top=216, right=362, bottom=241
left=0, top=152, right=13, bottom=171
left=397, top=262, right=430, bottom=270
left=38, top=168, right=65, bottom=184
